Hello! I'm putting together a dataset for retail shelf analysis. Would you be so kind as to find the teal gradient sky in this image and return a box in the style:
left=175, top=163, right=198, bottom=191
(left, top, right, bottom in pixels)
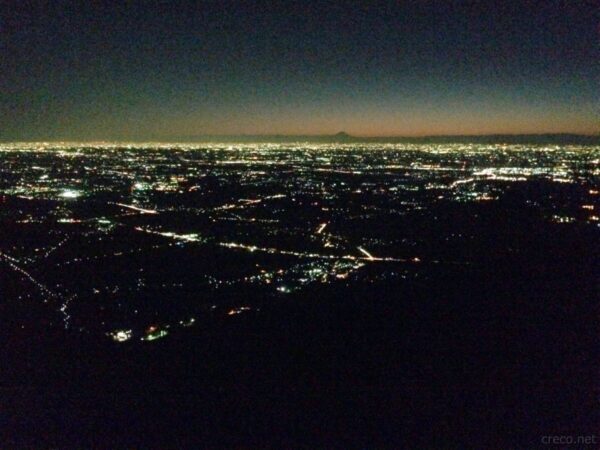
left=1, top=1, right=598, bottom=140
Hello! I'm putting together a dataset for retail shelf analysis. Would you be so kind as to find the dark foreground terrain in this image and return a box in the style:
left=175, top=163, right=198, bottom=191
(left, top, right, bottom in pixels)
left=2, top=225, right=598, bottom=448
left=0, top=143, right=598, bottom=447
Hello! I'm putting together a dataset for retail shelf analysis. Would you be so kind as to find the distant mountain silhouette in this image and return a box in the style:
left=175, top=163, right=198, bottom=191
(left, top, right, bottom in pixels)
left=151, top=132, right=600, bottom=145
left=11, top=132, right=597, bottom=145
left=334, top=131, right=351, bottom=140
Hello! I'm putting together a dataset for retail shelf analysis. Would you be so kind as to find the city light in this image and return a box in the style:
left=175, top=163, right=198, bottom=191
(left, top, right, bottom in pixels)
left=0, top=141, right=597, bottom=341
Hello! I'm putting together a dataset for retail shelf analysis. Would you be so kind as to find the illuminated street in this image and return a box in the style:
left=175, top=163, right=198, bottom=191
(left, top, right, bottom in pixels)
left=0, top=142, right=597, bottom=343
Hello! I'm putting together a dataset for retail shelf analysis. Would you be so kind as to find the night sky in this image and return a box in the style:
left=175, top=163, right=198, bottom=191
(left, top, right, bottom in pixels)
left=1, top=1, right=598, bottom=140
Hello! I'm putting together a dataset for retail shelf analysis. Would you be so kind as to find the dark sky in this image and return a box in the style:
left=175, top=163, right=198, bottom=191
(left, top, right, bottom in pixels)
left=1, top=1, right=598, bottom=140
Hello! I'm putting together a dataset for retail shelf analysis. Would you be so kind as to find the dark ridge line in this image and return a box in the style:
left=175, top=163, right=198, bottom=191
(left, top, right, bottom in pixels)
left=2, top=133, right=599, bottom=145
